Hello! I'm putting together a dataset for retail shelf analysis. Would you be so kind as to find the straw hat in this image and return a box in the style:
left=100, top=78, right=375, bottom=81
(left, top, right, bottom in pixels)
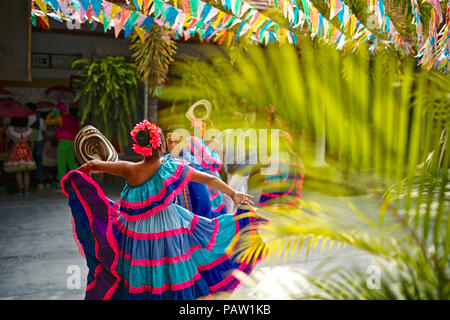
left=74, top=125, right=118, bottom=165
left=185, top=99, right=211, bottom=121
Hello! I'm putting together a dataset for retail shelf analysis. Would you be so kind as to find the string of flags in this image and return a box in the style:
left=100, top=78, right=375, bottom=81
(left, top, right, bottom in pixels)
left=416, top=0, right=449, bottom=72
left=30, top=0, right=449, bottom=72
left=369, top=0, right=411, bottom=55
left=30, top=0, right=299, bottom=46
left=273, top=0, right=375, bottom=52
left=325, top=0, right=410, bottom=55
left=410, top=0, right=424, bottom=47
left=324, top=0, right=381, bottom=52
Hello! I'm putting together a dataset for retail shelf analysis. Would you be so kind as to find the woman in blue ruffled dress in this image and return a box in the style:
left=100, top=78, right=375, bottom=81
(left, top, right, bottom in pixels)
left=163, top=125, right=216, bottom=219
left=61, top=120, right=267, bottom=300
left=185, top=136, right=228, bottom=215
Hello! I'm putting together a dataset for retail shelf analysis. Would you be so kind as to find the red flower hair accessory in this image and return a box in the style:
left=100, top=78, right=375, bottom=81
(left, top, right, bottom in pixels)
left=130, top=119, right=162, bottom=157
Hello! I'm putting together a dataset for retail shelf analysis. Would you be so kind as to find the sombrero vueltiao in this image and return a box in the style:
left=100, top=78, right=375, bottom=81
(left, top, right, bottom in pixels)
left=74, top=125, right=118, bottom=165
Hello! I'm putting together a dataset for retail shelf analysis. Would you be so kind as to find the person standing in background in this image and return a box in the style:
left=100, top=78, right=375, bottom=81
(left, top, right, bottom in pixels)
left=45, top=103, right=80, bottom=179
left=26, top=103, right=47, bottom=191
left=3, top=117, right=36, bottom=196
left=42, top=123, right=58, bottom=187
left=0, top=118, right=11, bottom=191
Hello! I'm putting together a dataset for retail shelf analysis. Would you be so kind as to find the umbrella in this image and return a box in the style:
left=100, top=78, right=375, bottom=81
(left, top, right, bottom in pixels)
left=0, top=99, right=34, bottom=118
left=0, top=88, right=15, bottom=96
left=36, top=100, right=54, bottom=110
left=0, top=88, right=15, bottom=100
left=45, top=86, right=76, bottom=103
left=45, top=85, right=75, bottom=95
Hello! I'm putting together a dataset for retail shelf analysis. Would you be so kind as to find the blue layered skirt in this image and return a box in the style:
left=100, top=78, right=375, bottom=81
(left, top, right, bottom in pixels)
left=62, top=171, right=266, bottom=300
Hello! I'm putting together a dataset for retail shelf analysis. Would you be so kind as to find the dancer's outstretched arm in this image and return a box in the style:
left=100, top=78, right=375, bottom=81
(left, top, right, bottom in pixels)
left=190, top=169, right=254, bottom=207
left=77, top=159, right=132, bottom=178
left=78, top=160, right=254, bottom=207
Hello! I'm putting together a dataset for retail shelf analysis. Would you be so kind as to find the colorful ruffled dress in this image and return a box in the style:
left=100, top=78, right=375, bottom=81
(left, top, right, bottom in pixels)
left=3, top=127, right=36, bottom=172
left=258, top=150, right=305, bottom=208
left=186, top=136, right=227, bottom=215
left=61, top=158, right=267, bottom=300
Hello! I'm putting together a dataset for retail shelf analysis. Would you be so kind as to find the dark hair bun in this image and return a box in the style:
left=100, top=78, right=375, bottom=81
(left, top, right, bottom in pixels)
left=135, top=129, right=150, bottom=147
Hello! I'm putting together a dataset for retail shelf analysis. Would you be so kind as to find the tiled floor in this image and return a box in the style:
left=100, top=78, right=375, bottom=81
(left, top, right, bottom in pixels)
left=0, top=187, right=379, bottom=300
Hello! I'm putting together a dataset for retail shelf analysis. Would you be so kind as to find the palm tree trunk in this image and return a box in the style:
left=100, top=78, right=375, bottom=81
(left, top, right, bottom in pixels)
left=147, top=96, right=158, bottom=123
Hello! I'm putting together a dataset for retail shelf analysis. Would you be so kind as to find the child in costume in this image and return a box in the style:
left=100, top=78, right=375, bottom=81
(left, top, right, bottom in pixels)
left=42, top=126, right=58, bottom=187
left=4, top=117, right=36, bottom=196
left=61, top=120, right=267, bottom=300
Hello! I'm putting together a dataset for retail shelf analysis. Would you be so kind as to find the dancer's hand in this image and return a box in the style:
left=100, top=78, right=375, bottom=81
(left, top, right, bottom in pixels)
left=77, top=163, right=93, bottom=175
left=232, top=191, right=254, bottom=207
left=77, top=160, right=97, bottom=175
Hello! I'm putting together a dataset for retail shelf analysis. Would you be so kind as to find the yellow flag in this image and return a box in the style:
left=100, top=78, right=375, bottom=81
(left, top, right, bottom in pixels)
left=144, top=0, right=154, bottom=14
left=278, top=28, right=286, bottom=44
left=135, top=26, right=146, bottom=41
left=98, top=12, right=104, bottom=24
left=213, top=29, right=225, bottom=42
left=41, top=15, right=50, bottom=28
left=110, top=3, right=122, bottom=20
left=247, top=15, right=265, bottom=37
left=254, top=15, right=266, bottom=29
left=213, top=11, right=225, bottom=28
left=349, top=14, right=356, bottom=36
left=34, top=0, right=47, bottom=14
left=226, top=31, right=234, bottom=47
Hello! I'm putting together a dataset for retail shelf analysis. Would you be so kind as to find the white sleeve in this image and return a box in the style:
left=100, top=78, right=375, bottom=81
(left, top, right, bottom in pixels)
left=28, top=114, right=37, bottom=127
left=41, top=118, right=47, bottom=131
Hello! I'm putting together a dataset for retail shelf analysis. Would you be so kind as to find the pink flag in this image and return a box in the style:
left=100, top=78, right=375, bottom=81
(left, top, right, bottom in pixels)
left=182, top=0, right=190, bottom=13
left=329, top=0, right=343, bottom=20
left=114, top=9, right=131, bottom=38
left=58, top=0, right=70, bottom=15
left=134, top=13, right=147, bottom=28
left=428, top=0, right=443, bottom=23
left=103, top=1, right=112, bottom=19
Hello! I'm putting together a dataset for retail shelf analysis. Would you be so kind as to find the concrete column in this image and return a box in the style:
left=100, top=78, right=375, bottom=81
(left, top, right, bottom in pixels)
left=0, top=0, right=31, bottom=81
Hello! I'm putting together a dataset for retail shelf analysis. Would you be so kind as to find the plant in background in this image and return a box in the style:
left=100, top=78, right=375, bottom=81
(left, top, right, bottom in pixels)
left=129, top=24, right=177, bottom=97
left=72, top=56, right=140, bottom=150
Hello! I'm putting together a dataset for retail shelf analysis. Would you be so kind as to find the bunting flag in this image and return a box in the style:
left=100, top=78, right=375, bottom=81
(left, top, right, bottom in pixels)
left=410, top=0, right=424, bottom=46
left=435, top=2, right=449, bottom=72
left=58, top=0, right=70, bottom=15
left=79, top=0, right=90, bottom=12
left=329, top=0, right=343, bottom=20
left=417, top=0, right=449, bottom=72
left=33, top=0, right=50, bottom=28
left=373, top=0, right=411, bottom=55
left=114, top=8, right=131, bottom=38
left=275, top=0, right=350, bottom=50
left=320, top=0, right=378, bottom=52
